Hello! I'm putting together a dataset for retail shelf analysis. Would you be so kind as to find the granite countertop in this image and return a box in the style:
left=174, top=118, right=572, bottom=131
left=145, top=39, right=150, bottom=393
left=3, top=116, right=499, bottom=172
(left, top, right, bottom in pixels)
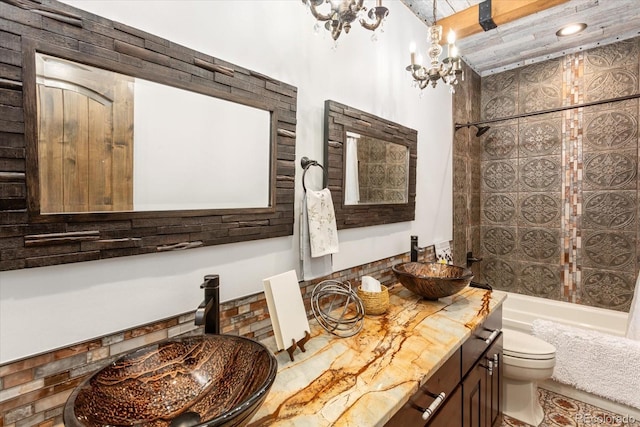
left=248, top=284, right=507, bottom=427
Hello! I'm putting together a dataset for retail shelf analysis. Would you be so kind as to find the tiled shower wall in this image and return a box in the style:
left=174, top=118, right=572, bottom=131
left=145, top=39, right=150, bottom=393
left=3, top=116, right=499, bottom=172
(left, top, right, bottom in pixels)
left=0, top=247, right=434, bottom=427
left=452, top=62, right=482, bottom=267
left=472, top=37, right=640, bottom=311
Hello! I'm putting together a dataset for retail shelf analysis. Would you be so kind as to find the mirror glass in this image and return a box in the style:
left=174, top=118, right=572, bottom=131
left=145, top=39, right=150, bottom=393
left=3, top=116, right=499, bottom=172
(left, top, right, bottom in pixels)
left=344, top=131, right=409, bottom=205
left=35, top=53, right=271, bottom=214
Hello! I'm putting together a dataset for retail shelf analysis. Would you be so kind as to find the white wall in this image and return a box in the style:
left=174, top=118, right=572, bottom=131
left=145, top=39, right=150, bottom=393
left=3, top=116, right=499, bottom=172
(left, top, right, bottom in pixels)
left=0, top=0, right=453, bottom=363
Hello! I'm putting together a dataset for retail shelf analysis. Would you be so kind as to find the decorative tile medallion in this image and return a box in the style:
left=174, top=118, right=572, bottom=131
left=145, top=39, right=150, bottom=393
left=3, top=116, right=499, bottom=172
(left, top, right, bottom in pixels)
left=519, top=263, right=560, bottom=298
left=483, top=160, right=518, bottom=192
left=482, top=227, right=517, bottom=257
left=583, top=191, right=636, bottom=230
left=519, top=157, right=561, bottom=191
left=519, top=228, right=560, bottom=261
left=583, top=151, right=637, bottom=190
left=520, top=59, right=561, bottom=84
left=483, top=194, right=517, bottom=224
left=583, top=231, right=635, bottom=270
left=519, top=193, right=561, bottom=227
left=482, top=69, right=518, bottom=93
left=584, top=109, right=638, bottom=151
left=520, top=120, right=562, bottom=156
left=581, top=269, right=636, bottom=310
left=484, top=95, right=518, bottom=120
left=482, top=258, right=517, bottom=292
left=585, top=69, right=638, bottom=101
left=483, top=126, right=517, bottom=159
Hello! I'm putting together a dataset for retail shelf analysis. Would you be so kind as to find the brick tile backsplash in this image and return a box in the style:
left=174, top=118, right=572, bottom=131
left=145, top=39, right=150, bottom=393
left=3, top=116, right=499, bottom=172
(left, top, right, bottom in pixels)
left=0, top=247, right=436, bottom=427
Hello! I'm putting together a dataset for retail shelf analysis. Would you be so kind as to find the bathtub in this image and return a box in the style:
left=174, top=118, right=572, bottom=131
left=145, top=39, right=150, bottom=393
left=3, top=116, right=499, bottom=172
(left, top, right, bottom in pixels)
left=501, top=291, right=640, bottom=418
left=502, top=291, right=628, bottom=336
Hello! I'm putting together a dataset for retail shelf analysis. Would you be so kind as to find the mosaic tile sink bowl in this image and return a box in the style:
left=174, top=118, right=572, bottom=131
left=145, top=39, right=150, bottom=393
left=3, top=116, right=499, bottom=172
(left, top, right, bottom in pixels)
left=63, top=335, right=277, bottom=427
left=392, top=262, right=473, bottom=300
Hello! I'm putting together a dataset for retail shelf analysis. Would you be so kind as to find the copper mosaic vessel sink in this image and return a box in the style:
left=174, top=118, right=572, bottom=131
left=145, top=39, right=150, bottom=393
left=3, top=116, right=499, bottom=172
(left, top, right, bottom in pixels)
left=392, top=262, right=473, bottom=300
left=63, top=335, right=277, bottom=427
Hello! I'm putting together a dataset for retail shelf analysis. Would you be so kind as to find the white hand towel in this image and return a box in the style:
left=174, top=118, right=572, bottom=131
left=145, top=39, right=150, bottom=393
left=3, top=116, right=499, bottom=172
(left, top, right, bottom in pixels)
left=627, top=272, right=640, bottom=340
left=305, top=188, right=339, bottom=258
left=300, top=197, right=333, bottom=280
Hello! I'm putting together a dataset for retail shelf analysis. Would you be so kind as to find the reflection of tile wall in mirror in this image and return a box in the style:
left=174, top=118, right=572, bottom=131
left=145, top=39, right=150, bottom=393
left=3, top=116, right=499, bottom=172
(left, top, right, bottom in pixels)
left=345, top=132, right=409, bottom=205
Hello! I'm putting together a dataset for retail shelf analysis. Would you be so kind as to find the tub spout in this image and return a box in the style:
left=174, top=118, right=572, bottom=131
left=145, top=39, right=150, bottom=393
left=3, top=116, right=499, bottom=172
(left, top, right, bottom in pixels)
left=194, top=274, right=220, bottom=335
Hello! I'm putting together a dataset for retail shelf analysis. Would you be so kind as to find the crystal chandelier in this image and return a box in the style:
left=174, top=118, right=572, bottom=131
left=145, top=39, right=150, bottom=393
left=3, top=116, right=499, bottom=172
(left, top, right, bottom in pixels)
left=406, top=0, right=462, bottom=91
left=302, top=0, right=389, bottom=41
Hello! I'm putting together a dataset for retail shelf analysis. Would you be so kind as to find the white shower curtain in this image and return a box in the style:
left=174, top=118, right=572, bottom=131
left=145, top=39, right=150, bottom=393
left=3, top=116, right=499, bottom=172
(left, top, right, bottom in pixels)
left=344, top=133, right=360, bottom=205
left=627, top=272, right=640, bottom=340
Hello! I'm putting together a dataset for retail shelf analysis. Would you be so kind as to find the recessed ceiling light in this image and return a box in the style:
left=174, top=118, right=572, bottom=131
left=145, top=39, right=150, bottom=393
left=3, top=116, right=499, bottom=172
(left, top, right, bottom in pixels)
left=556, top=23, right=587, bottom=37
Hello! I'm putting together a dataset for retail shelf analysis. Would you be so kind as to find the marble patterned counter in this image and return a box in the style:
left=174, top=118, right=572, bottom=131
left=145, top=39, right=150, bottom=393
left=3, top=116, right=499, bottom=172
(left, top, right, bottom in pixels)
left=248, top=285, right=507, bottom=427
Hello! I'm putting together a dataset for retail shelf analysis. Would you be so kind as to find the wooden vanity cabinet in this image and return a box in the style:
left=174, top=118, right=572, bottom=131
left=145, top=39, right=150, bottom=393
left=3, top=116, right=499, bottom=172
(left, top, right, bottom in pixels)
left=385, top=304, right=503, bottom=427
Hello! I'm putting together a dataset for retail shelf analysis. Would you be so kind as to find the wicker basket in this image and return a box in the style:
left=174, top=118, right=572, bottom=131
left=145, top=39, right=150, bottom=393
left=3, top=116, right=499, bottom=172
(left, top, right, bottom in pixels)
left=356, top=284, right=389, bottom=315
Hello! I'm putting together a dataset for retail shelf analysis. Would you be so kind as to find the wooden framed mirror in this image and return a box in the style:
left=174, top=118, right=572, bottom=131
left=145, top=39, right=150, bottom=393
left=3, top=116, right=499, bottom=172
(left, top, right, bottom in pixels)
left=324, top=100, right=417, bottom=229
left=0, top=1, right=297, bottom=271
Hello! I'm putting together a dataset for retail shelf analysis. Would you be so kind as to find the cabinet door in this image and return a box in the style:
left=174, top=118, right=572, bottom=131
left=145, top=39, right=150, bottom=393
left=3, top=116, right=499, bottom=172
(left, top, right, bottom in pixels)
left=462, top=333, right=503, bottom=427
left=486, top=335, right=503, bottom=427
left=462, top=361, right=486, bottom=427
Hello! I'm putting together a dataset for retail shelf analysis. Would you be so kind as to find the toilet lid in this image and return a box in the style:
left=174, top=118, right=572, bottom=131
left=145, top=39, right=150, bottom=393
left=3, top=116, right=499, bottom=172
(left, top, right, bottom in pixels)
left=503, top=328, right=555, bottom=360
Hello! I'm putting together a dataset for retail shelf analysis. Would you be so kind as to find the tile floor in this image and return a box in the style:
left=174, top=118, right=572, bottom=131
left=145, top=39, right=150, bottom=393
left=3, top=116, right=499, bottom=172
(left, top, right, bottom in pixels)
left=502, top=388, right=640, bottom=427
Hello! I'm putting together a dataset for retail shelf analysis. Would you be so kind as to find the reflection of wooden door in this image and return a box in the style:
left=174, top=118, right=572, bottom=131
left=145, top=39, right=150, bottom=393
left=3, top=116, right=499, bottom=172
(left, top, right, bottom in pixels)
left=37, top=54, right=134, bottom=213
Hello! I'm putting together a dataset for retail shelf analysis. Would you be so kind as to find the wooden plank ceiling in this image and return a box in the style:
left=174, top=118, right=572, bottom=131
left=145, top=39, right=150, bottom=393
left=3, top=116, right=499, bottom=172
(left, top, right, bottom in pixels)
left=400, top=0, right=640, bottom=76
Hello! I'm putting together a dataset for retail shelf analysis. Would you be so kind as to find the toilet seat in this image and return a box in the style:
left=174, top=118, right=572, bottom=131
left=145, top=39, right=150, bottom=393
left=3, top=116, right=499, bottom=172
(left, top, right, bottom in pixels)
left=503, top=353, right=555, bottom=370
left=503, top=328, right=556, bottom=360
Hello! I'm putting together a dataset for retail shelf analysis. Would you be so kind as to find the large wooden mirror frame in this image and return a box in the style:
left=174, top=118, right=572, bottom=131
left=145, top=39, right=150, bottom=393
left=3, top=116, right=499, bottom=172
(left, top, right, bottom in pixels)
left=324, top=100, right=417, bottom=229
left=0, top=1, right=297, bottom=271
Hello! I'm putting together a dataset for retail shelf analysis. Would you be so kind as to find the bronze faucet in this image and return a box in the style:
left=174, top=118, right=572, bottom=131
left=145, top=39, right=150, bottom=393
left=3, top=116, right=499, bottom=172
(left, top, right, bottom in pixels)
left=195, top=275, right=220, bottom=334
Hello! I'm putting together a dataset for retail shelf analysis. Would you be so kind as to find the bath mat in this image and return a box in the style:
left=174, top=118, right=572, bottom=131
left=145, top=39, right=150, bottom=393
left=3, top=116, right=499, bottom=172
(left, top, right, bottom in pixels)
left=532, top=319, right=640, bottom=410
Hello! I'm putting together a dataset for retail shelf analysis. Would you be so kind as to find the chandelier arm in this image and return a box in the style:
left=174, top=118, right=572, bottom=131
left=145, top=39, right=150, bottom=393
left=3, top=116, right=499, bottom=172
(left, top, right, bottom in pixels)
left=419, top=80, right=429, bottom=90
left=308, top=1, right=333, bottom=21
left=359, top=13, right=382, bottom=31
left=439, top=60, right=454, bottom=78
left=410, top=67, right=427, bottom=82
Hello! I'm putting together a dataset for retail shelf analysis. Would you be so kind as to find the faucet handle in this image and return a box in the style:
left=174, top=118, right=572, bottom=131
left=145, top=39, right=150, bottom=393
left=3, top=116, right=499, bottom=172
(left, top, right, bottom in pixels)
left=201, top=274, right=219, bottom=289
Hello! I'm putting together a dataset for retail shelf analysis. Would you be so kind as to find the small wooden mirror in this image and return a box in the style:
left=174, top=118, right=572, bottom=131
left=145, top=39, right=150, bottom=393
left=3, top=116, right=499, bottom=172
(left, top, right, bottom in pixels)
left=324, top=100, right=417, bottom=229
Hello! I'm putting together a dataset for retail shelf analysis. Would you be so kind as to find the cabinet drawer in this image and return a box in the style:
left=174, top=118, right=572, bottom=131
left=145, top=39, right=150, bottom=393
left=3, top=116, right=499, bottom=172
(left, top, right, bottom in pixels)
left=427, top=384, right=462, bottom=427
left=423, top=347, right=461, bottom=399
left=461, top=305, right=502, bottom=377
left=385, top=349, right=461, bottom=426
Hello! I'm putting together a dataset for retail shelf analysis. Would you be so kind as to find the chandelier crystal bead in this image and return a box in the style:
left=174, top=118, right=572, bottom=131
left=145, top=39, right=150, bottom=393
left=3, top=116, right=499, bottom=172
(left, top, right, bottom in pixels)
left=302, top=0, right=389, bottom=41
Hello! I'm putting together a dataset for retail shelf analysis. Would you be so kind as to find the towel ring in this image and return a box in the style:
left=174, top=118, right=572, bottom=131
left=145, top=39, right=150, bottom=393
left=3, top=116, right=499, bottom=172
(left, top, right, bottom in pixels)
left=301, top=157, right=327, bottom=192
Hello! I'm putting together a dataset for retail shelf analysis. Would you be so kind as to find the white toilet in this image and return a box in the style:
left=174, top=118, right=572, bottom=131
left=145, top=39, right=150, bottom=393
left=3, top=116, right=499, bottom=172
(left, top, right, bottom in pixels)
left=502, top=328, right=556, bottom=426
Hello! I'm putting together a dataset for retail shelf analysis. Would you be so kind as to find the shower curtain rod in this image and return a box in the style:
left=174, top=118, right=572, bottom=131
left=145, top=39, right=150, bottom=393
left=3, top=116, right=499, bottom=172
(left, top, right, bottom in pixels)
left=455, top=92, right=640, bottom=129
